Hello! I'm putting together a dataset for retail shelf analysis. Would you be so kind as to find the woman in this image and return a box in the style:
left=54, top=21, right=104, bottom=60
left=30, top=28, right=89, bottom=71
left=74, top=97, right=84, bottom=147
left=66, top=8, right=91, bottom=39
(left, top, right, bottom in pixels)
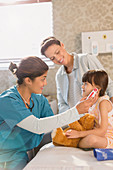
left=0, top=56, right=96, bottom=169
left=41, top=37, right=113, bottom=113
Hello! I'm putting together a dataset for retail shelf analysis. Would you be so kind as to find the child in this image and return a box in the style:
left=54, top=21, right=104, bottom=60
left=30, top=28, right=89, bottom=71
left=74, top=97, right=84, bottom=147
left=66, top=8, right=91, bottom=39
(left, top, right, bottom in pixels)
left=65, top=69, right=113, bottom=149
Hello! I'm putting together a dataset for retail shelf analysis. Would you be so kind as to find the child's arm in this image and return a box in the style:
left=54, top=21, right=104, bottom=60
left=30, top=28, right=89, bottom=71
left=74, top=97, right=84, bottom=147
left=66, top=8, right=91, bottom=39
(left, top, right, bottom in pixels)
left=65, top=100, right=112, bottom=138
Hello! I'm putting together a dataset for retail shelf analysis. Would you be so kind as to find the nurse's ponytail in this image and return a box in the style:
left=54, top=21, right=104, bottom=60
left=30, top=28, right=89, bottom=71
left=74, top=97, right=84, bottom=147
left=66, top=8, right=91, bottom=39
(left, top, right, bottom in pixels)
left=9, top=62, right=18, bottom=75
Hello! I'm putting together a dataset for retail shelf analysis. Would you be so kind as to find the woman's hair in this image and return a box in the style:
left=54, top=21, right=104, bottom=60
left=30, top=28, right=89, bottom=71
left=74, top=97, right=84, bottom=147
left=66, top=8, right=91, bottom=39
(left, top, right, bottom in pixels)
left=9, top=56, right=49, bottom=85
left=82, top=70, right=108, bottom=97
left=41, top=36, right=61, bottom=56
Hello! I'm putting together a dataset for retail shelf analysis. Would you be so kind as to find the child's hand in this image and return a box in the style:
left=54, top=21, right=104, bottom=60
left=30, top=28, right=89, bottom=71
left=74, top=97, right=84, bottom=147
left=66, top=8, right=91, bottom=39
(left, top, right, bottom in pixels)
left=65, top=129, right=80, bottom=138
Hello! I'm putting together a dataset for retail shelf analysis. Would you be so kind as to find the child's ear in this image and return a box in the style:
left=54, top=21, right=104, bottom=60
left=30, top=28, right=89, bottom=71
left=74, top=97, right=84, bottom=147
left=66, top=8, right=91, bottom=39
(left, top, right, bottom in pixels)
left=97, top=87, right=101, bottom=96
left=97, top=87, right=101, bottom=91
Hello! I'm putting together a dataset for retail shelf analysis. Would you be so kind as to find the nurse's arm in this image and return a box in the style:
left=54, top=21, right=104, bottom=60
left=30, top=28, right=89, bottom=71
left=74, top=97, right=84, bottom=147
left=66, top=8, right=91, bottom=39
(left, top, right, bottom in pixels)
left=17, top=97, right=95, bottom=134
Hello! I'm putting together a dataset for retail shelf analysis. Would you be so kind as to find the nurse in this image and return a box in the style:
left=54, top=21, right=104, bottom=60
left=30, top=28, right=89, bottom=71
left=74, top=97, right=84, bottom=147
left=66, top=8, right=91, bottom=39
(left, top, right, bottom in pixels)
left=0, top=56, right=97, bottom=170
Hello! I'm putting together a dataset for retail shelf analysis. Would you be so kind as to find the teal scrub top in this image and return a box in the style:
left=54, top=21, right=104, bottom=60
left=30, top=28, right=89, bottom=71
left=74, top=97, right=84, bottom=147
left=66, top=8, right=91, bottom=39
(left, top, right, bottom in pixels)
left=0, top=85, right=53, bottom=169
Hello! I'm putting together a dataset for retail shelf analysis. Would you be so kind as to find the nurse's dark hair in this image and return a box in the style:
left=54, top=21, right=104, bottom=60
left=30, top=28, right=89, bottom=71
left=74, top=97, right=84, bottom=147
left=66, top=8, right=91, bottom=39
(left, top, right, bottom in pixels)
left=9, top=56, right=49, bottom=85
left=41, top=36, right=61, bottom=56
left=82, top=69, right=108, bottom=97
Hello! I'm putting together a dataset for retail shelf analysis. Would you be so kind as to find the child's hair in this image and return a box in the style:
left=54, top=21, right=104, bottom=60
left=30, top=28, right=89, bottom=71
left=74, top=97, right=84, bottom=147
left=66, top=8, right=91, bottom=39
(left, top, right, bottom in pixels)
left=82, top=70, right=108, bottom=97
left=9, top=56, right=49, bottom=85
left=41, top=36, right=61, bottom=56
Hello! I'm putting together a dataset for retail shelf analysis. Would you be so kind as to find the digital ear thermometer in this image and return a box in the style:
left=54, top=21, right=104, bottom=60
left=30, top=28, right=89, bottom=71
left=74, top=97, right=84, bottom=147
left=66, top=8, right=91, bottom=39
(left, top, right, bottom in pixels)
left=86, top=88, right=98, bottom=99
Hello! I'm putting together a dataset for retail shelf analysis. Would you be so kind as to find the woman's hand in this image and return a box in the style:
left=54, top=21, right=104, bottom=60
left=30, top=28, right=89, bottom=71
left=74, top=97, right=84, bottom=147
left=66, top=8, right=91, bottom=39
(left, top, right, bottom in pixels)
left=76, top=93, right=98, bottom=114
left=65, top=129, right=80, bottom=138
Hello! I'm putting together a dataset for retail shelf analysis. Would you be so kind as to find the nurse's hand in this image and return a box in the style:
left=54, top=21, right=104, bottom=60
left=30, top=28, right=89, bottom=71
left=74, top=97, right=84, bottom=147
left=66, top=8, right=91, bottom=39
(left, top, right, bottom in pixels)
left=76, top=93, right=98, bottom=114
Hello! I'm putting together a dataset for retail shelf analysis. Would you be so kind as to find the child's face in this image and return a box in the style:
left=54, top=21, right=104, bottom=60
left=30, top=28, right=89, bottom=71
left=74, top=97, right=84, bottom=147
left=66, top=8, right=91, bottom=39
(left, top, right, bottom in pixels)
left=81, top=81, right=96, bottom=97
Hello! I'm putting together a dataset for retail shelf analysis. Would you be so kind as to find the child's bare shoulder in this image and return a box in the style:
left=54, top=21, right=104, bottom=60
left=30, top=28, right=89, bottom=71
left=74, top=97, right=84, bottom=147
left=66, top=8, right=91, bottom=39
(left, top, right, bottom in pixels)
left=99, top=99, right=112, bottom=112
